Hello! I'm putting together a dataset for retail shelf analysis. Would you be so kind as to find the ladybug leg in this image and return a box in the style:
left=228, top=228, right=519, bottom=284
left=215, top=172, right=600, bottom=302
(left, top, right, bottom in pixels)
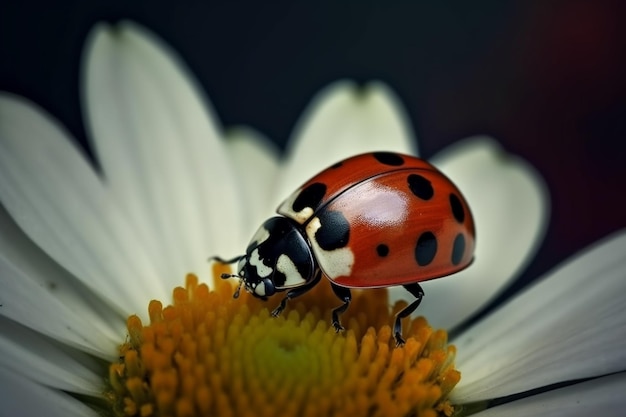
left=330, top=283, right=352, bottom=333
left=393, top=283, right=425, bottom=347
left=208, top=255, right=244, bottom=265
left=270, top=270, right=322, bottom=318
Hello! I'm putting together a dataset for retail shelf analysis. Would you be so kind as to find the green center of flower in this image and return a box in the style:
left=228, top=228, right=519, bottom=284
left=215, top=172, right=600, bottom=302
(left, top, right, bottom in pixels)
left=106, top=267, right=460, bottom=417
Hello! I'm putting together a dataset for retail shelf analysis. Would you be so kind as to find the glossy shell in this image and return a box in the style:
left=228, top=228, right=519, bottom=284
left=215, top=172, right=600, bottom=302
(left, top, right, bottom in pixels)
left=277, top=151, right=475, bottom=288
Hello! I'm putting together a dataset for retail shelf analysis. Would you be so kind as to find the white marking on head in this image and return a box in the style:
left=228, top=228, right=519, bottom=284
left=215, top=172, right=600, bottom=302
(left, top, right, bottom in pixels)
left=278, top=190, right=314, bottom=224
left=306, top=217, right=354, bottom=279
left=254, top=281, right=266, bottom=296
left=249, top=248, right=272, bottom=278
left=276, top=254, right=306, bottom=288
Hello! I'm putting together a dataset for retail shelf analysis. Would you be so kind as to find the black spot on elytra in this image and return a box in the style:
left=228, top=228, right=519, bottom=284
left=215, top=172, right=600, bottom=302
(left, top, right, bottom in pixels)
left=449, top=193, right=465, bottom=223
left=330, top=161, right=343, bottom=169
left=293, top=182, right=327, bottom=213
left=451, top=234, right=465, bottom=265
left=415, top=232, right=437, bottom=266
left=407, top=174, right=434, bottom=200
left=315, top=210, right=350, bottom=251
left=373, top=152, right=404, bottom=166
left=376, top=244, right=389, bottom=257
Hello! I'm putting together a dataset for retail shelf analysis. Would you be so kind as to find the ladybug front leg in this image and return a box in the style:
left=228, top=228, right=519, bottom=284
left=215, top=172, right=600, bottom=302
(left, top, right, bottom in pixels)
left=208, top=255, right=244, bottom=264
left=330, top=283, right=352, bottom=333
left=270, top=270, right=322, bottom=318
left=393, top=283, right=425, bottom=347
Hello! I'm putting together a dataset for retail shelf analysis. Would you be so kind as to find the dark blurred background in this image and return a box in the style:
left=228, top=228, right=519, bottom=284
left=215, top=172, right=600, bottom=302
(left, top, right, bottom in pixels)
left=1, top=1, right=625, bottom=306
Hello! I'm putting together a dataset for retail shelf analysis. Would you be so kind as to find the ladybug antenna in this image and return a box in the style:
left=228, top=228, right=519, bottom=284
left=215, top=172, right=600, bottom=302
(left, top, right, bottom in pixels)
left=220, top=272, right=244, bottom=299
left=233, top=278, right=244, bottom=299
left=210, top=255, right=246, bottom=299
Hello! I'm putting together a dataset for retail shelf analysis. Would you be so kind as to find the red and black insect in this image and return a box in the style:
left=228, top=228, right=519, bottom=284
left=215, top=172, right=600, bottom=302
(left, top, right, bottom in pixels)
left=213, top=151, right=475, bottom=345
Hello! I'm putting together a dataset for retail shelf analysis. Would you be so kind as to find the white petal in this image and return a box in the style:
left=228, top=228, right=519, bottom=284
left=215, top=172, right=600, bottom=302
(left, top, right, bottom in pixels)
left=275, top=80, right=417, bottom=201
left=83, top=21, right=245, bottom=285
left=0, top=366, right=100, bottom=417
left=0, top=205, right=121, bottom=356
left=0, top=318, right=101, bottom=395
left=224, top=126, right=280, bottom=240
left=0, top=93, right=167, bottom=315
left=472, top=373, right=626, bottom=417
left=392, top=137, right=549, bottom=330
left=452, top=230, right=626, bottom=403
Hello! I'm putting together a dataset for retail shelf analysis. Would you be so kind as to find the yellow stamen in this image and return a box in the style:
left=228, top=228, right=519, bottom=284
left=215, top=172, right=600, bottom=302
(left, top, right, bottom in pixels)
left=106, top=270, right=461, bottom=417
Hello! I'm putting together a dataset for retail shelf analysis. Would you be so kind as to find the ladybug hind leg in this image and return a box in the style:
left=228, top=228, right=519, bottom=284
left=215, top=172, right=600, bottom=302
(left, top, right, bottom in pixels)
left=393, top=283, right=425, bottom=347
left=330, top=283, right=352, bottom=333
left=271, top=270, right=322, bottom=318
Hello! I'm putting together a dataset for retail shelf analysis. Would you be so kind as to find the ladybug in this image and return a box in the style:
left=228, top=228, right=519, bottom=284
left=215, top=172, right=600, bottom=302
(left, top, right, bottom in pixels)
left=212, top=151, right=475, bottom=345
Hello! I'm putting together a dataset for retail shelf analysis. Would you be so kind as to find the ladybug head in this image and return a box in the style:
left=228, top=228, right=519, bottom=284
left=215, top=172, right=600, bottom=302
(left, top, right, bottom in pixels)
left=219, top=253, right=276, bottom=300
left=233, top=254, right=277, bottom=300
left=220, top=217, right=316, bottom=300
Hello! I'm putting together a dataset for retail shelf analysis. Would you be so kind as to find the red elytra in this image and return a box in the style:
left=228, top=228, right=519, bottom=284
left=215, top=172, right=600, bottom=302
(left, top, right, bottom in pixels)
left=277, top=152, right=475, bottom=287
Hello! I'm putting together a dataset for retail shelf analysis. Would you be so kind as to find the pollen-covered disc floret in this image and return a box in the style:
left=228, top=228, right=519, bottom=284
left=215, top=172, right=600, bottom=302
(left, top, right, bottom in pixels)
left=106, top=268, right=461, bottom=417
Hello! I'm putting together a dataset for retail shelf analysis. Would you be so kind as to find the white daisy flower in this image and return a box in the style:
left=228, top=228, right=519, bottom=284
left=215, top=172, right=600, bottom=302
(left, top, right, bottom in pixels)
left=0, top=21, right=624, bottom=417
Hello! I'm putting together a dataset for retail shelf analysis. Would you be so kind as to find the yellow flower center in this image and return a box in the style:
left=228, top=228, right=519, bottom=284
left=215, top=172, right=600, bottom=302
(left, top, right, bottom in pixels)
left=106, top=265, right=460, bottom=417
